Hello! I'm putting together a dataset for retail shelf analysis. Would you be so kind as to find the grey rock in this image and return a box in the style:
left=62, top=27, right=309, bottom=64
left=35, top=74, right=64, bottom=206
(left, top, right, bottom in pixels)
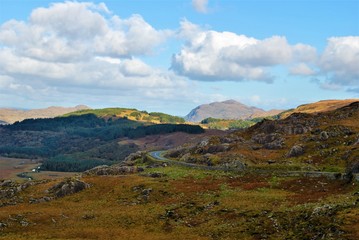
left=287, top=145, right=305, bottom=158
left=84, top=165, right=144, bottom=176
left=48, top=179, right=90, bottom=198
left=0, top=180, right=14, bottom=187
left=320, top=131, right=329, bottom=140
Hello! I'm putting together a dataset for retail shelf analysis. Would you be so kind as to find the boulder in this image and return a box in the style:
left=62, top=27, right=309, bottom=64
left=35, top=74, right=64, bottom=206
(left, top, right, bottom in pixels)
left=252, top=133, right=284, bottom=149
left=264, top=139, right=284, bottom=149
left=287, top=145, right=305, bottom=158
left=48, top=179, right=90, bottom=198
left=319, top=131, right=329, bottom=140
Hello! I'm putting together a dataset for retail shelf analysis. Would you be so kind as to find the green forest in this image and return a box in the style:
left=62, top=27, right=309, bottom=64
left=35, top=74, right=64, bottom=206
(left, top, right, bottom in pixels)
left=0, top=114, right=203, bottom=172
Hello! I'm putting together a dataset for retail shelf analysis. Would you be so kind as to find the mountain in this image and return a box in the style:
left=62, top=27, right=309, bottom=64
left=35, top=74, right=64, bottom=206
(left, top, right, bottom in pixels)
left=0, top=105, right=90, bottom=124
left=280, top=99, right=359, bottom=119
left=185, top=100, right=283, bottom=122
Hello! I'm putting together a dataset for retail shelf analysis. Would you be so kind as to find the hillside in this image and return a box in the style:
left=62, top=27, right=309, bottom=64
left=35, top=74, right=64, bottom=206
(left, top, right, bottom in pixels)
left=65, top=108, right=185, bottom=124
left=0, top=105, right=90, bottom=124
left=0, top=101, right=359, bottom=239
left=280, top=99, right=359, bottom=119
left=0, top=110, right=201, bottom=172
left=185, top=100, right=282, bottom=122
left=167, top=101, right=359, bottom=172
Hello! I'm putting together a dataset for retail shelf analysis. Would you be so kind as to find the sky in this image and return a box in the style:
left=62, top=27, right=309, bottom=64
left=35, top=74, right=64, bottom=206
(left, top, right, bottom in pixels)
left=0, top=0, right=358, bottom=116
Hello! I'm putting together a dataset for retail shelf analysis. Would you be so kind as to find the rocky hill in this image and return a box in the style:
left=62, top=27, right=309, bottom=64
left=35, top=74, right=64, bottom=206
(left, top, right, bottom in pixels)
left=0, top=105, right=90, bottom=124
left=185, top=100, right=282, bottom=122
left=168, top=101, right=359, bottom=172
left=280, top=99, right=359, bottom=119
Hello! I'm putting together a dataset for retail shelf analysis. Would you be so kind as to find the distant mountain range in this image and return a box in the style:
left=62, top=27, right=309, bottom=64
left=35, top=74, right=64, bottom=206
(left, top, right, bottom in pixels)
left=0, top=105, right=90, bottom=124
left=185, top=100, right=283, bottom=122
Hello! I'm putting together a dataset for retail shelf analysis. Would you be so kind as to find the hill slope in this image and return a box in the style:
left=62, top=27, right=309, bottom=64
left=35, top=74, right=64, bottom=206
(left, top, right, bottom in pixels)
left=280, top=99, right=359, bottom=119
left=0, top=105, right=90, bottom=124
left=168, top=101, right=359, bottom=172
left=65, top=108, right=185, bottom=124
left=185, top=100, right=282, bottom=122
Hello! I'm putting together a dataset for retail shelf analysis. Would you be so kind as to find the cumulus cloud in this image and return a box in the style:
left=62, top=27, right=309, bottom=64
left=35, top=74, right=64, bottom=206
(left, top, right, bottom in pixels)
left=0, top=2, right=172, bottom=62
left=319, top=36, right=359, bottom=86
left=192, top=0, right=209, bottom=13
left=172, top=20, right=317, bottom=82
left=0, top=1, right=193, bottom=109
left=289, top=63, right=315, bottom=76
left=319, top=82, right=342, bottom=91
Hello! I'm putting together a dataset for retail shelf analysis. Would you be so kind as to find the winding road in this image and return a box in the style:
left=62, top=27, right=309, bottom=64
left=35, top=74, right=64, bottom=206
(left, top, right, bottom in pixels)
left=148, top=150, right=357, bottom=181
left=148, top=150, right=240, bottom=171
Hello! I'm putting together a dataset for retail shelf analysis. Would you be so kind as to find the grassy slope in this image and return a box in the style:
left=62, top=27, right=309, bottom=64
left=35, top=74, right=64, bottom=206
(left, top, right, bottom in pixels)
left=0, top=166, right=358, bottom=239
left=64, top=108, right=185, bottom=124
left=280, top=99, right=358, bottom=119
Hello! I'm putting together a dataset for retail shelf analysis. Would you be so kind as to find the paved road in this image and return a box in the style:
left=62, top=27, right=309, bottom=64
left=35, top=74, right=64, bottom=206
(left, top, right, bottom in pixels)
left=148, top=151, right=356, bottom=181
left=148, top=151, right=240, bottom=171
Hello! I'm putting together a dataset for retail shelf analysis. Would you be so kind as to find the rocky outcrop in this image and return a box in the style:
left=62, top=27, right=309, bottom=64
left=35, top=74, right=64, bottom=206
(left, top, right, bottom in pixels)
left=250, top=115, right=316, bottom=136
left=124, top=151, right=147, bottom=165
left=252, top=133, right=284, bottom=149
left=287, top=145, right=304, bottom=158
left=83, top=165, right=144, bottom=176
left=47, top=179, right=90, bottom=198
left=0, top=180, right=40, bottom=207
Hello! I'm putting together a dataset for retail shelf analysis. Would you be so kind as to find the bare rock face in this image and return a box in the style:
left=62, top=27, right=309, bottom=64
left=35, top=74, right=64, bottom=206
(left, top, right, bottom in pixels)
left=48, top=179, right=90, bottom=198
left=287, top=145, right=305, bottom=158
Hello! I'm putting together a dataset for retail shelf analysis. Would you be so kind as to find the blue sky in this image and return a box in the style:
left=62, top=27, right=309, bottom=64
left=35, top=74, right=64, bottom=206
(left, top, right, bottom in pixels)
left=0, top=0, right=358, bottom=116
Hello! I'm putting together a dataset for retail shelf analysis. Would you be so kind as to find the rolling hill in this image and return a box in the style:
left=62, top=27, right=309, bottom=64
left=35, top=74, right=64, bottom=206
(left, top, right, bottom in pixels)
left=0, top=105, right=90, bottom=124
left=64, top=108, right=185, bottom=124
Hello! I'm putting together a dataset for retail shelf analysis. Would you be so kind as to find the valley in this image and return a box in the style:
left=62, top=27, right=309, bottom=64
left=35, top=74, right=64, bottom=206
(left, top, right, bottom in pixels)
left=0, top=99, right=358, bottom=239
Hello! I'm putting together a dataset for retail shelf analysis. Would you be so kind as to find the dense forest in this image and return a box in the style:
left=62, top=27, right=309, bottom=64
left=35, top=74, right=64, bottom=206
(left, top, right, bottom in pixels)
left=0, top=114, right=203, bottom=172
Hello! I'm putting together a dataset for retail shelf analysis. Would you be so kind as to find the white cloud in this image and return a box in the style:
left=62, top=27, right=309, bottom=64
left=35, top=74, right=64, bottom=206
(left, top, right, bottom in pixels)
left=320, top=82, right=342, bottom=91
left=172, top=20, right=316, bottom=82
left=0, top=1, right=195, bottom=112
left=289, top=63, right=315, bottom=76
left=319, top=36, right=359, bottom=86
left=0, top=2, right=171, bottom=62
left=192, top=0, right=209, bottom=13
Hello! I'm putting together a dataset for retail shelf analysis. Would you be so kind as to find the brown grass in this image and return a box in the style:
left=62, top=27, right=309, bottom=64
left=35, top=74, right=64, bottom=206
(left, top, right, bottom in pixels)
left=0, top=171, right=358, bottom=239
